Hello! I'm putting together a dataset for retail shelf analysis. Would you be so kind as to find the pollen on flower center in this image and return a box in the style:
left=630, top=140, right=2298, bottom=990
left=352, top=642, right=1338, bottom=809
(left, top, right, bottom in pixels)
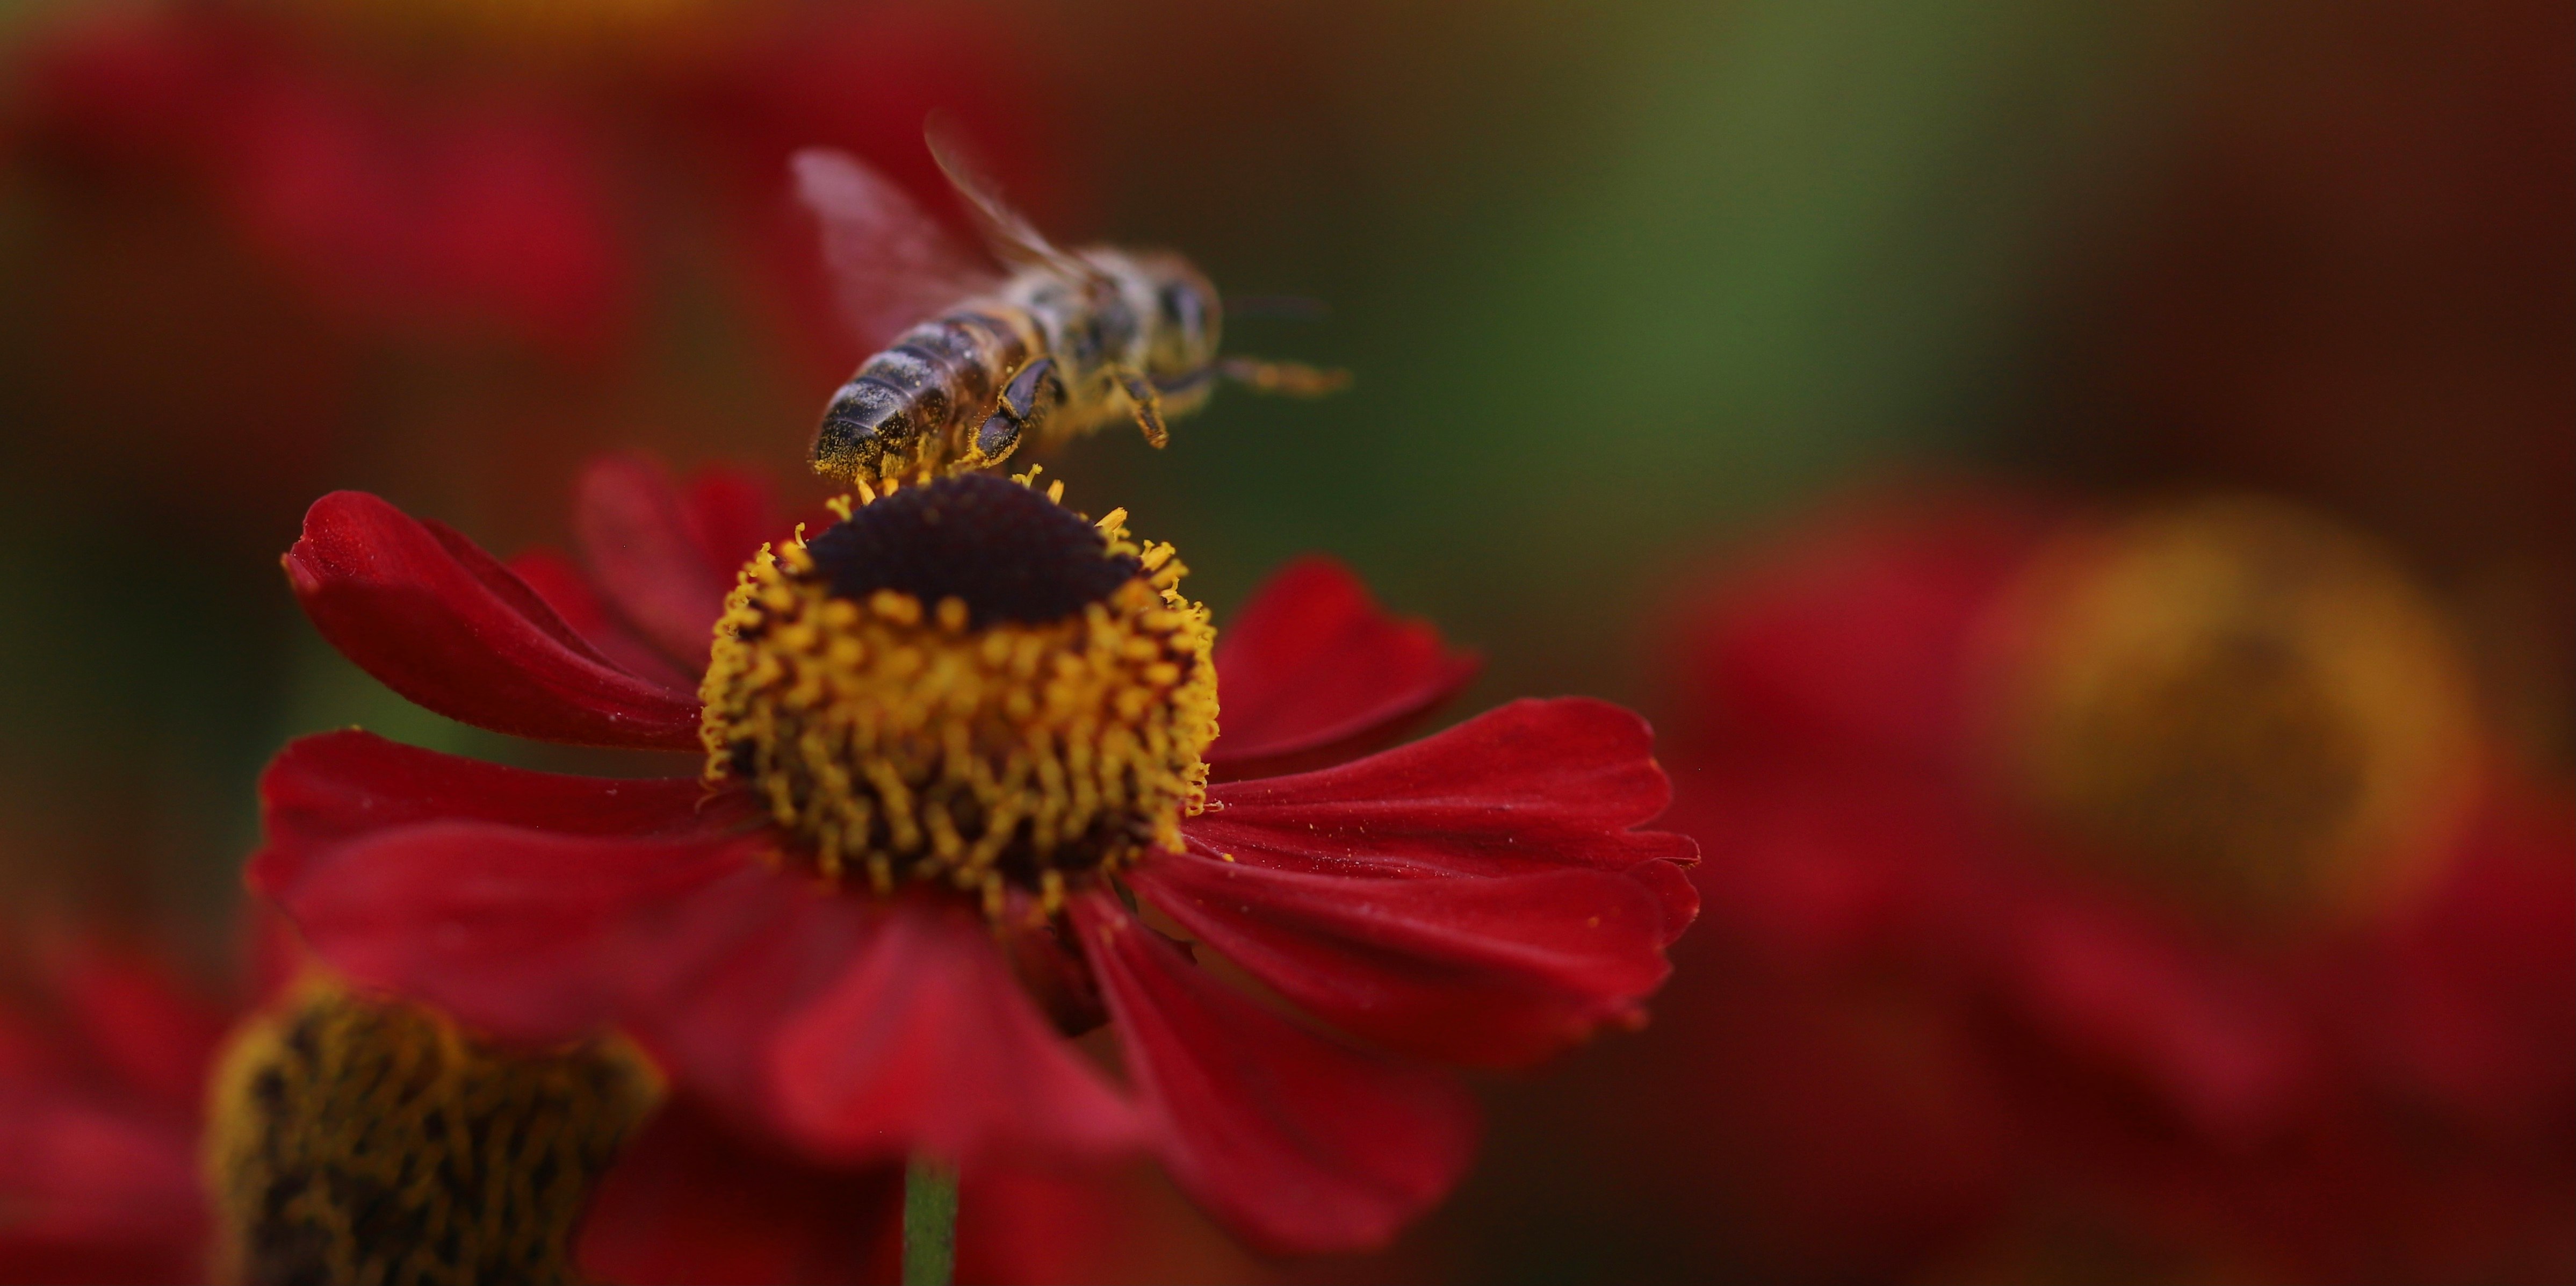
left=699, top=470, right=1218, bottom=920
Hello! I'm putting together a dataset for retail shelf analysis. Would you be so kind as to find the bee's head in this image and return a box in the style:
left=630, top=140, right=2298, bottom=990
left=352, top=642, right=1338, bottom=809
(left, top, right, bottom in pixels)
left=1137, top=253, right=1222, bottom=378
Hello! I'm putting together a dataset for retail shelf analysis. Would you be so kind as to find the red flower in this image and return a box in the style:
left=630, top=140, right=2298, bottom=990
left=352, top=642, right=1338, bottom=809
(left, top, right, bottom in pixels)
left=250, top=454, right=1696, bottom=1256
left=0, top=929, right=226, bottom=1285
left=8, top=2, right=1077, bottom=364
left=1647, top=485, right=2574, bottom=1281
left=13, top=5, right=627, bottom=354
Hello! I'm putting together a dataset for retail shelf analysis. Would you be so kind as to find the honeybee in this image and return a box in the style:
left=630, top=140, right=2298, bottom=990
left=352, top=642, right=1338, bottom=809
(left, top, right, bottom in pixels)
left=795, top=127, right=1347, bottom=486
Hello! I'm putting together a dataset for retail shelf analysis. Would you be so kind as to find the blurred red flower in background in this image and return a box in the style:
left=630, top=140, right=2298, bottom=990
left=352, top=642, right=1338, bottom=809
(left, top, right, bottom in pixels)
left=248, top=454, right=1697, bottom=1256
left=0, top=929, right=226, bottom=1286
left=1645, top=484, right=2574, bottom=1283
left=7, top=0, right=1075, bottom=367
left=16, top=5, right=625, bottom=354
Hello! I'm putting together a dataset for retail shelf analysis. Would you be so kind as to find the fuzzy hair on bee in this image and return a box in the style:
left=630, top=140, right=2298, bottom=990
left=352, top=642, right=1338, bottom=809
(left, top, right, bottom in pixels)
left=796, top=125, right=1346, bottom=487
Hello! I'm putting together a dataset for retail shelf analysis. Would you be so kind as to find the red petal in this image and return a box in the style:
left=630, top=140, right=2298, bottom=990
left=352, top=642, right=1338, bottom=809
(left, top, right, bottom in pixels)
left=2005, top=892, right=2318, bottom=1141
left=254, top=733, right=961, bottom=1155
left=1634, top=947, right=2014, bottom=1282
left=769, top=902, right=1141, bottom=1166
left=955, top=1159, right=1268, bottom=1286
left=42, top=943, right=230, bottom=1119
left=1002, top=922, right=1109, bottom=1037
left=2355, top=781, right=2576, bottom=1131
left=612, top=877, right=879, bottom=1127
left=250, top=730, right=728, bottom=896
left=266, top=816, right=768, bottom=1045
left=283, top=490, right=703, bottom=750
left=681, top=468, right=784, bottom=571
left=1205, top=557, right=1481, bottom=778
left=251, top=732, right=785, bottom=1072
left=1665, top=750, right=1976, bottom=966
left=0, top=945, right=206, bottom=1281
left=1194, top=697, right=1697, bottom=883
left=1132, top=850, right=1672, bottom=1067
left=287, top=838, right=891, bottom=1150
left=1663, top=487, right=2051, bottom=766
left=574, top=455, right=744, bottom=669
left=252, top=735, right=1138, bottom=1167
left=580, top=1103, right=1256, bottom=1286
left=0, top=1089, right=206, bottom=1286
left=1073, top=895, right=1478, bottom=1255
left=578, top=1094, right=898, bottom=1286
left=507, top=548, right=696, bottom=691
left=1625, top=857, right=1704, bottom=949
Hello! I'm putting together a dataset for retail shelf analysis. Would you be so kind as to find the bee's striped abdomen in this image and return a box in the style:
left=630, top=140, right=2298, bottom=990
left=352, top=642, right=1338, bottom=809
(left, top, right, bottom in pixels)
left=814, top=308, right=1036, bottom=484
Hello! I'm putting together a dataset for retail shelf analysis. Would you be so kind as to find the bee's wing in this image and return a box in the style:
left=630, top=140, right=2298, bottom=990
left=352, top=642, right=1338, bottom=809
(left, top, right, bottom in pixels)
left=922, top=114, right=1116, bottom=291
left=792, top=147, right=1002, bottom=351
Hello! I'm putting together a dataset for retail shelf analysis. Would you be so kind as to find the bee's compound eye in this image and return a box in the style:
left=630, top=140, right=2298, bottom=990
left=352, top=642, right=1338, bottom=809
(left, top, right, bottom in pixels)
left=1158, top=283, right=1206, bottom=341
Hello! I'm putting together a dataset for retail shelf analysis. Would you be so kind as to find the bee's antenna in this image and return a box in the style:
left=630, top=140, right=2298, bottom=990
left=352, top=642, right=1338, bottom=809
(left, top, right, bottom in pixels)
left=1218, top=358, right=1351, bottom=397
left=1221, top=295, right=1333, bottom=322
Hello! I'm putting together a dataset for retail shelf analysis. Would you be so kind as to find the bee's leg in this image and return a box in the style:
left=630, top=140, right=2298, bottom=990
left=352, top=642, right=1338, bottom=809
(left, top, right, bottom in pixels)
left=1109, top=365, right=1170, bottom=448
left=975, top=356, right=1060, bottom=464
left=1218, top=357, right=1352, bottom=397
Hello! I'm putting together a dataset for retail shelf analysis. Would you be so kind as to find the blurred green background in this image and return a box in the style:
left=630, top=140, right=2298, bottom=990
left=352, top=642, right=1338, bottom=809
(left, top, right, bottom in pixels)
left=0, top=0, right=2565, bottom=1278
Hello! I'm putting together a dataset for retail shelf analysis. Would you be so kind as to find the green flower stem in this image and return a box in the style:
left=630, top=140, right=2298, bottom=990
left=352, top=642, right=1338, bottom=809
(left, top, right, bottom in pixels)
left=902, top=1153, right=959, bottom=1286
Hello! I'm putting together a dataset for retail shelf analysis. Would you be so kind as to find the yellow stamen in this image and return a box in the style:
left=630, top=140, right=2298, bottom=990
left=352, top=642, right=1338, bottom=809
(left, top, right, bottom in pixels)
left=700, top=473, right=1218, bottom=923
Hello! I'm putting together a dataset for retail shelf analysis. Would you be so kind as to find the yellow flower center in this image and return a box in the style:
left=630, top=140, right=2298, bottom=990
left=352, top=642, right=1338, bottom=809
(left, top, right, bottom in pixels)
left=204, top=982, right=654, bottom=1286
left=1988, top=497, right=2480, bottom=926
left=698, top=470, right=1218, bottom=921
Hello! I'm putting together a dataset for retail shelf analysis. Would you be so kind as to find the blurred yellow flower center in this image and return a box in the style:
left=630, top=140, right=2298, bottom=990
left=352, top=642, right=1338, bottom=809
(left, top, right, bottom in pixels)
left=205, top=982, right=653, bottom=1286
left=1991, top=497, right=2480, bottom=926
left=698, top=470, right=1217, bottom=921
